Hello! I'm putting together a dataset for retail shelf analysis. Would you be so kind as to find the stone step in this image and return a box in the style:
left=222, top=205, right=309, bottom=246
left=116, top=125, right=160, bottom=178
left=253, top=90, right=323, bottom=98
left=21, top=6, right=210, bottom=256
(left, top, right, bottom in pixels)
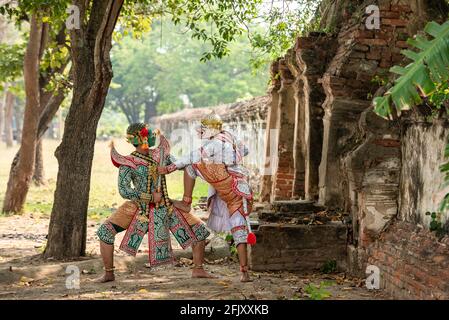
left=271, top=200, right=325, bottom=213
left=258, top=210, right=313, bottom=222
left=250, top=222, right=348, bottom=272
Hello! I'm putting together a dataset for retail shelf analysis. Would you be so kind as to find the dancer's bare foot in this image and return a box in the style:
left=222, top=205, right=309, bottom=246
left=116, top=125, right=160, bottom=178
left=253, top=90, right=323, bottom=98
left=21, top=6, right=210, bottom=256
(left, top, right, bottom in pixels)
left=240, top=272, right=252, bottom=282
left=240, top=266, right=252, bottom=282
left=191, top=266, right=218, bottom=279
left=172, top=200, right=192, bottom=213
left=94, top=271, right=115, bottom=283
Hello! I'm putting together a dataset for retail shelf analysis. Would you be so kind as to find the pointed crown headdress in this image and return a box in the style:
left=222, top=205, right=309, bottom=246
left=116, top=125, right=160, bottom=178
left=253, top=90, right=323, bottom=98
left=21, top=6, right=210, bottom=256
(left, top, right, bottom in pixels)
left=201, top=112, right=223, bottom=130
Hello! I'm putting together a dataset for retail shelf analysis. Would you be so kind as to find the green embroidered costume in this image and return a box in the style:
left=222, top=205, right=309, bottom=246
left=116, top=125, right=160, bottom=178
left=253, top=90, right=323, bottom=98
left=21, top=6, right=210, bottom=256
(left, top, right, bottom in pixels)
left=97, top=125, right=210, bottom=267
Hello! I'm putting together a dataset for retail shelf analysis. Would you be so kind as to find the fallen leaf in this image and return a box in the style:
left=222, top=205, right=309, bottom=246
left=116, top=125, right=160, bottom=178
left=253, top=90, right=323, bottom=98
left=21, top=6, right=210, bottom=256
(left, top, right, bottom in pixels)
left=82, top=268, right=96, bottom=275
left=217, top=280, right=230, bottom=287
left=138, top=288, right=149, bottom=293
left=19, top=276, right=35, bottom=285
left=178, top=257, right=193, bottom=266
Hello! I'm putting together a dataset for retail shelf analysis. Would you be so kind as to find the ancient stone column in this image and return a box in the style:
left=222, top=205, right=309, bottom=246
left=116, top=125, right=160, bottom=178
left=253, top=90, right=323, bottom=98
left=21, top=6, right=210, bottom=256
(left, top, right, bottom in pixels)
left=271, top=58, right=297, bottom=200
left=296, top=35, right=335, bottom=201
left=260, top=61, right=281, bottom=202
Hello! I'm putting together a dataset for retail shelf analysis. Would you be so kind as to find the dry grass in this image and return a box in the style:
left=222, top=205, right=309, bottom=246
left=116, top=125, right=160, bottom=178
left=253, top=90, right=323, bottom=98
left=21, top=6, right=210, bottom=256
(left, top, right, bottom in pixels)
left=0, top=138, right=208, bottom=220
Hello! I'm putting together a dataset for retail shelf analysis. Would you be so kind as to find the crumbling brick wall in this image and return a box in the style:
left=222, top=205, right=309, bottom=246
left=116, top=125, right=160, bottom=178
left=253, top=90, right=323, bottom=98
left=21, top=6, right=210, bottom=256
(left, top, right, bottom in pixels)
left=260, top=34, right=337, bottom=202
left=259, top=0, right=449, bottom=299
left=364, top=117, right=449, bottom=299
left=368, top=221, right=449, bottom=299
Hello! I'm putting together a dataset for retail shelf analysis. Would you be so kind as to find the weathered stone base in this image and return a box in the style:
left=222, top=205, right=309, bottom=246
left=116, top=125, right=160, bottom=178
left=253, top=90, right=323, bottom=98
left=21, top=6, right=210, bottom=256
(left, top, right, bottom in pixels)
left=250, top=222, right=347, bottom=272
left=347, top=244, right=368, bottom=278
left=368, top=221, right=449, bottom=299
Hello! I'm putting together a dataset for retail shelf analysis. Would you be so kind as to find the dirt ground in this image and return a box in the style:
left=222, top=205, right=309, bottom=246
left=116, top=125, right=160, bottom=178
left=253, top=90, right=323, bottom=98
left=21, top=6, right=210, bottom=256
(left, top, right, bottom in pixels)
left=0, top=213, right=392, bottom=300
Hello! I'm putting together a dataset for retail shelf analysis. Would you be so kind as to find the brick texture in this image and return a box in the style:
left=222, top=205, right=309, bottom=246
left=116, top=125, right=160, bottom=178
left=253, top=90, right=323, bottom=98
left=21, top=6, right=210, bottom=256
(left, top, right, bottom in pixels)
left=367, top=221, right=449, bottom=299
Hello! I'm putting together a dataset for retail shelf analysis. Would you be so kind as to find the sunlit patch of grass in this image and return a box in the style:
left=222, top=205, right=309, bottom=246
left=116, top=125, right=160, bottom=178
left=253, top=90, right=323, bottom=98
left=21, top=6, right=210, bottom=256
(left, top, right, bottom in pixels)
left=165, top=170, right=209, bottom=206
left=23, top=184, right=56, bottom=217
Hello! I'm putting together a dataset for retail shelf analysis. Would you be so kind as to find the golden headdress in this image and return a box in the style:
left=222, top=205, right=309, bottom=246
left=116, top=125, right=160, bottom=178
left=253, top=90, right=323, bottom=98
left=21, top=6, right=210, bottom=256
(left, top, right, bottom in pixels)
left=200, top=112, right=223, bottom=131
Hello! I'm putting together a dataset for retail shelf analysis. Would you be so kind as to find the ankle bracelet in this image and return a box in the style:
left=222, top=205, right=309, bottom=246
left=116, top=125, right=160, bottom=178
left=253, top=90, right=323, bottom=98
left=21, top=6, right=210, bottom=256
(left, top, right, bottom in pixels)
left=192, top=264, right=204, bottom=270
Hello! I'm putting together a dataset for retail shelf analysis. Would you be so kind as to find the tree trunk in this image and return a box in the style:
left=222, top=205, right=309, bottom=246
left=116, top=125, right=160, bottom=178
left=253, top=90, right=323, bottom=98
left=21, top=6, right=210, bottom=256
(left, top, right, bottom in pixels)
left=44, top=0, right=124, bottom=259
left=2, top=15, right=44, bottom=214
left=14, top=103, right=23, bottom=143
left=31, top=84, right=68, bottom=187
left=32, top=139, right=45, bottom=185
left=4, top=90, right=15, bottom=148
left=6, top=89, right=67, bottom=196
left=144, top=100, right=157, bottom=124
left=0, top=93, right=4, bottom=142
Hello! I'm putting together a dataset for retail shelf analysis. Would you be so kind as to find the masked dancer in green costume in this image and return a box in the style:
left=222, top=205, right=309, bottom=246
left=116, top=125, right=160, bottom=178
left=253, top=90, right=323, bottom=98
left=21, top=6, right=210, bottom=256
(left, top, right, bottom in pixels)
left=96, top=123, right=215, bottom=282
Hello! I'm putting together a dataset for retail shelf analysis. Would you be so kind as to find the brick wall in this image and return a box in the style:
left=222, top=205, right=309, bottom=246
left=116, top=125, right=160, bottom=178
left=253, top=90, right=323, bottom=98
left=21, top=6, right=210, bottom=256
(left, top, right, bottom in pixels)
left=251, top=222, right=348, bottom=272
left=256, top=0, right=449, bottom=299
left=368, top=221, right=449, bottom=299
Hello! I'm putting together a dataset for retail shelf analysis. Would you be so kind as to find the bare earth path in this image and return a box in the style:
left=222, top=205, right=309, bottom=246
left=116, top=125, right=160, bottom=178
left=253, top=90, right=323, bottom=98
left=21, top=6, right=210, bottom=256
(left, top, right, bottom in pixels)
left=0, top=213, right=391, bottom=300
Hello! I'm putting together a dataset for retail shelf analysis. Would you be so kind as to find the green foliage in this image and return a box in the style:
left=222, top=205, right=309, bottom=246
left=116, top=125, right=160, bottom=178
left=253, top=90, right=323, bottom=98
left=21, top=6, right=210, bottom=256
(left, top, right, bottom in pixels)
left=439, top=140, right=449, bottom=226
left=439, top=143, right=449, bottom=212
left=1, top=0, right=71, bottom=96
left=374, top=21, right=449, bottom=118
left=116, top=0, right=262, bottom=62
left=429, top=80, right=449, bottom=110
left=320, top=260, right=337, bottom=274
left=425, top=212, right=447, bottom=238
left=40, top=43, right=71, bottom=94
left=126, top=0, right=322, bottom=69
left=372, top=20, right=449, bottom=223
left=218, top=232, right=237, bottom=256
left=0, top=43, right=25, bottom=90
left=166, top=0, right=260, bottom=61
left=371, top=74, right=388, bottom=87
left=107, top=19, right=268, bottom=118
left=1, top=0, right=71, bottom=28
left=249, top=0, right=321, bottom=69
left=115, top=1, right=154, bottom=42
left=304, top=282, right=333, bottom=300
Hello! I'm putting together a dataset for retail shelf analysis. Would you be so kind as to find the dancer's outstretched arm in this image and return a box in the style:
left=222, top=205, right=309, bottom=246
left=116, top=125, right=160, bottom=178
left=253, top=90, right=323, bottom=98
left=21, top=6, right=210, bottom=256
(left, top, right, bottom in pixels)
left=158, top=142, right=214, bottom=174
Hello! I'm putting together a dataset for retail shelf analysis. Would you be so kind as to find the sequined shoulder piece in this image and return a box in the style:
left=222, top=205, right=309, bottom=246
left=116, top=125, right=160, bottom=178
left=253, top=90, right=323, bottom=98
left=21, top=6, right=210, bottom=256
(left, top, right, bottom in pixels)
left=110, top=144, right=146, bottom=168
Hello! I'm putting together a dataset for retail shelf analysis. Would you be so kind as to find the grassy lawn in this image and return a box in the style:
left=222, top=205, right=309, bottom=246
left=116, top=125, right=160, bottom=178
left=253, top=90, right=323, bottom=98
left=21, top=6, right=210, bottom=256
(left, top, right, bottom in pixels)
left=0, top=139, right=208, bottom=220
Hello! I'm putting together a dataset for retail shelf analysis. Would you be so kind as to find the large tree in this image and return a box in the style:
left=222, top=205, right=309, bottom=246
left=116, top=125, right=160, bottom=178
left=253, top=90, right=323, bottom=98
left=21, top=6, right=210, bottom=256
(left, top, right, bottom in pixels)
left=1, top=1, right=71, bottom=213
left=44, top=0, right=126, bottom=258
left=3, top=14, right=46, bottom=212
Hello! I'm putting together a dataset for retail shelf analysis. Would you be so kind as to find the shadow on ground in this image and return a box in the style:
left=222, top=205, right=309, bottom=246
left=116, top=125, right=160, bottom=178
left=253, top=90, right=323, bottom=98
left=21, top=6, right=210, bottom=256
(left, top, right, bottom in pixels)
left=0, top=213, right=391, bottom=300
